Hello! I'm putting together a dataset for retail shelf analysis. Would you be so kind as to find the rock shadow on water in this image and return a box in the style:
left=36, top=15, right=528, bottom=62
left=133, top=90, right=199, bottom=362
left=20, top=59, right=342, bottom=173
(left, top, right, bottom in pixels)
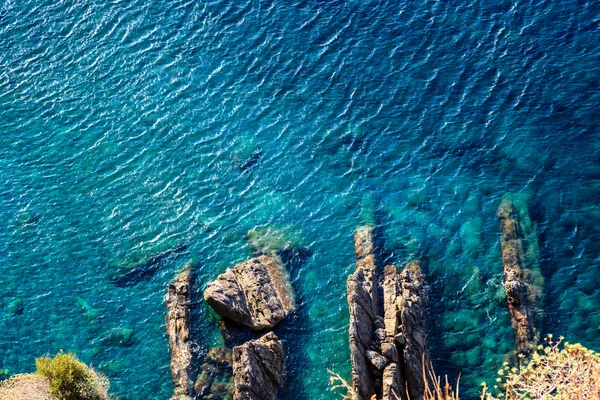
left=108, top=243, right=188, bottom=288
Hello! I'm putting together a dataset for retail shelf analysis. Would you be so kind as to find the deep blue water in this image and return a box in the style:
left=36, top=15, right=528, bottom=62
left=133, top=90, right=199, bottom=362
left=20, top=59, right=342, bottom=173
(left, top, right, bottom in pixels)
left=1, top=0, right=599, bottom=399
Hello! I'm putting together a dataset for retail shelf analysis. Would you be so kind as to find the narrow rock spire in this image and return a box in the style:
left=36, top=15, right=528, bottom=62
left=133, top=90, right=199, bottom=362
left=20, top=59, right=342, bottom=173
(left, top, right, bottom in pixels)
left=166, top=267, right=192, bottom=400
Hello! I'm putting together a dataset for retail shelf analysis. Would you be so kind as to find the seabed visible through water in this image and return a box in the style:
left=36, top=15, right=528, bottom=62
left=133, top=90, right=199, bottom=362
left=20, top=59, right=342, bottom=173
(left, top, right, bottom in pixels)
left=1, top=0, right=600, bottom=399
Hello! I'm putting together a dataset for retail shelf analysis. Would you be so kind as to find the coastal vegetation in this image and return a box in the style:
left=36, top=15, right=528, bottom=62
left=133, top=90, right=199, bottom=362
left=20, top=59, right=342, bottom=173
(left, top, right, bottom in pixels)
left=0, top=352, right=109, bottom=400
left=482, top=336, right=600, bottom=400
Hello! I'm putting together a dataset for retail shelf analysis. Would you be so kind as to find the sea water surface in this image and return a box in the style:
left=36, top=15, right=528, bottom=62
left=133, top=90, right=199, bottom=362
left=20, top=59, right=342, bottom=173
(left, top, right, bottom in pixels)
left=1, top=0, right=600, bottom=399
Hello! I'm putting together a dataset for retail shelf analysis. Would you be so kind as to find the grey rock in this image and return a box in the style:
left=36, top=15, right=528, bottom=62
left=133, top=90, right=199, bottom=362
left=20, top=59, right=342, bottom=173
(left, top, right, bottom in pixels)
left=366, top=350, right=388, bottom=371
left=232, top=332, right=283, bottom=400
left=399, top=261, right=428, bottom=400
left=395, top=333, right=406, bottom=346
left=381, top=342, right=399, bottom=364
left=166, top=267, right=192, bottom=400
left=204, top=255, right=295, bottom=331
left=382, top=363, right=404, bottom=400
left=348, top=225, right=378, bottom=400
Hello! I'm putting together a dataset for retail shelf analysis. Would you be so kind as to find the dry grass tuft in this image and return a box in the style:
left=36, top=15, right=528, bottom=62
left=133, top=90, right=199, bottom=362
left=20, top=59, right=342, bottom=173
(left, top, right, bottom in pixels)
left=422, top=359, right=461, bottom=400
left=328, top=360, right=461, bottom=400
left=327, top=369, right=356, bottom=400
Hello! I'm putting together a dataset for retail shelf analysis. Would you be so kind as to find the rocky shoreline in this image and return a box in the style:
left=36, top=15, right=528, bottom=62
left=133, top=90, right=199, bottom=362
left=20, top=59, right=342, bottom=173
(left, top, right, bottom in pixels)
left=165, top=243, right=293, bottom=399
left=159, top=211, right=547, bottom=400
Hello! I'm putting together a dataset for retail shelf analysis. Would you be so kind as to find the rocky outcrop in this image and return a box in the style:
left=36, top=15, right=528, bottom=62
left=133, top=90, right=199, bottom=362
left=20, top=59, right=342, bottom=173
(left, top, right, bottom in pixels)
left=347, top=225, right=378, bottom=400
left=497, top=200, right=537, bottom=354
left=166, top=268, right=192, bottom=400
left=204, top=255, right=295, bottom=331
left=381, top=264, right=407, bottom=400
left=232, top=332, right=284, bottom=400
left=347, top=225, right=429, bottom=400
left=398, top=261, right=427, bottom=400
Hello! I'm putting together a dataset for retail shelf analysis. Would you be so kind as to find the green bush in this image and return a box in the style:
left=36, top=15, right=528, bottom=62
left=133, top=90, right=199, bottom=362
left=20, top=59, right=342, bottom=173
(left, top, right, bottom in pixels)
left=35, top=352, right=109, bottom=400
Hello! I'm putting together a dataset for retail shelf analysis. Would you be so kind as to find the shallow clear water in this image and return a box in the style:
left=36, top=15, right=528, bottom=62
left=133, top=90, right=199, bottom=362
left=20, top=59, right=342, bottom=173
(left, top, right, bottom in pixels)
left=1, top=0, right=599, bottom=398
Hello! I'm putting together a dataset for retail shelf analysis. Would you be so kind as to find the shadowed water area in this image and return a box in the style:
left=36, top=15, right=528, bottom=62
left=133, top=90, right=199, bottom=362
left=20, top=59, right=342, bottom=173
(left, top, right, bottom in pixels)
left=1, top=0, right=600, bottom=399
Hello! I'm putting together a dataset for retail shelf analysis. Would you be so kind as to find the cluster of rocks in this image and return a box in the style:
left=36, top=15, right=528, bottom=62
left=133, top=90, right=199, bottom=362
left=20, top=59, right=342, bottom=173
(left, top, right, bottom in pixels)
left=166, top=253, right=292, bottom=400
left=203, top=254, right=292, bottom=399
left=497, top=199, right=538, bottom=354
left=348, top=225, right=429, bottom=400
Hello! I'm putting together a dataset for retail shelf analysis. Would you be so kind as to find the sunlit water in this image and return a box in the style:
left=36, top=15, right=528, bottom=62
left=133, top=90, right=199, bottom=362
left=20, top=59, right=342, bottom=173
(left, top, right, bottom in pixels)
left=1, top=0, right=599, bottom=399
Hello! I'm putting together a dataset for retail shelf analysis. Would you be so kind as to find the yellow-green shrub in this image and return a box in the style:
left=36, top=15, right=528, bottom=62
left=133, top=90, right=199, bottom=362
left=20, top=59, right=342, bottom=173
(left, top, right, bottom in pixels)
left=35, top=352, right=109, bottom=400
left=482, top=336, right=600, bottom=400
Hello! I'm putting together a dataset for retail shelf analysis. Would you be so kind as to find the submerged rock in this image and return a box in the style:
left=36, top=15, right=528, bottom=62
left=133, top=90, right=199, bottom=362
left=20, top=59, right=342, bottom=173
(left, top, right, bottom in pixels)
left=194, top=347, right=234, bottom=399
left=247, top=226, right=305, bottom=255
left=497, top=199, right=538, bottom=354
left=5, top=298, right=23, bottom=316
left=98, top=327, right=134, bottom=347
left=109, top=243, right=188, bottom=287
left=232, top=332, right=283, bottom=400
left=166, top=267, right=192, bottom=400
left=76, top=298, right=100, bottom=320
left=204, top=255, right=295, bottom=331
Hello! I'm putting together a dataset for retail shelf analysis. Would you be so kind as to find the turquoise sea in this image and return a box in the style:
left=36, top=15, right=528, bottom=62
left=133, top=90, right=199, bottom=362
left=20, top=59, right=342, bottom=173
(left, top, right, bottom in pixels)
left=1, top=0, right=599, bottom=398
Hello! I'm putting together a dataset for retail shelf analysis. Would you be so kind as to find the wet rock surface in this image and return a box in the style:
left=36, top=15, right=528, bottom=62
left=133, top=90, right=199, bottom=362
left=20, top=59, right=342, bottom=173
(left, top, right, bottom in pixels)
left=232, top=332, right=284, bottom=400
left=204, top=255, right=295, bottom=331
left=166, top=268, right=192, bottom=400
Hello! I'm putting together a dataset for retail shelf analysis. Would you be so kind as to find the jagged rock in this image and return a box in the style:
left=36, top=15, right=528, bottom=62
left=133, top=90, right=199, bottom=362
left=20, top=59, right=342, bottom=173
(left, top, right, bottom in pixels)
left=232, top=332, right=284, bottom=400
left=366, top=350, right=388, bottom=371
left=348, top=225, right=378, bottom=400
left=395, top=333, right=406, bottom=345
left=166, top=268, right=192, bottom=400
left=383, top=265, right=399, bottom=339
left=399, top=261, right=428, bottom=400
left=348, top=269, right=377, bottom=400
left=375, top=328, right=387, bottom=342
left=497, top=199, right=537, bottom=354
left=354, top=225, right=378, bottom=313
left=348, top=225, right=430, bottom=400
left=382, top=363, right=402, bottom=400
left=204, top=255, right=295, bottom=331
left=381, top=342, right=399, bottom=364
